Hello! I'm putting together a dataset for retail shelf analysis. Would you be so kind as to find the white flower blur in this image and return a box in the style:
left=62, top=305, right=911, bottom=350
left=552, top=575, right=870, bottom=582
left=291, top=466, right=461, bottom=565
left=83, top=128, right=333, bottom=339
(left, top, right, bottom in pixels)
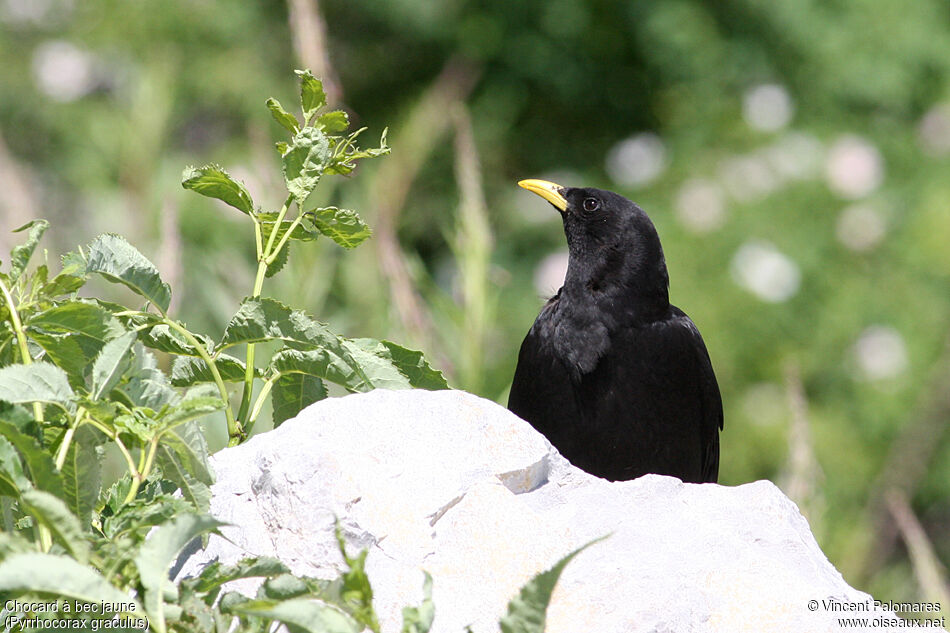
left=731, top=240, right=801, bottom=303
left=605, top=133, right=668, bottom=188
left=674, top=179, right=726, bottom=233
left=852, top=326, right=908, bottom=380
left=743, top=84, right=795, bottom=133
left=825, top=135, right=884, bottom=199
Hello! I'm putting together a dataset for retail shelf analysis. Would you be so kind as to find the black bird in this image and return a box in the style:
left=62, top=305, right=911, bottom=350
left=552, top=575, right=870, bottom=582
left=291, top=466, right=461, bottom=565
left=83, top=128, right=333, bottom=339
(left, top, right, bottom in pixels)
left=508, top=179, right=722, bottom=483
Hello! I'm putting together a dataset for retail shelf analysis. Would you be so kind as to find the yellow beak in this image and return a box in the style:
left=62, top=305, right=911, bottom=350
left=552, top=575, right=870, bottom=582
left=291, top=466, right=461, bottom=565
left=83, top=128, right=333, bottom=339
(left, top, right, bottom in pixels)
left=518, top=179, right=568, bottom=212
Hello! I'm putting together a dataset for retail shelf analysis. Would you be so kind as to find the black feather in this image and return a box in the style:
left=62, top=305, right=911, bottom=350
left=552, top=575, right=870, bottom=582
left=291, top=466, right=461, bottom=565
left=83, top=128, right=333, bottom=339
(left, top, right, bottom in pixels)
left=508, top=185, right=723, bottom=483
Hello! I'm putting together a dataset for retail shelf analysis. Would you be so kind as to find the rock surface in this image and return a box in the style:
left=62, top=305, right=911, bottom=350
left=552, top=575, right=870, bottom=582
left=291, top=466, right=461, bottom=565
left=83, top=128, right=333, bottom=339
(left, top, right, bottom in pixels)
left=178, top=389, right=946, bottom=633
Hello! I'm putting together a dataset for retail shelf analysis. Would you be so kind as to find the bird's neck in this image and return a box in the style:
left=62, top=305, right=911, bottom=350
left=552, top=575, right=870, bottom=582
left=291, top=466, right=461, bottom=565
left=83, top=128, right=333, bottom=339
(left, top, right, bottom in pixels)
left=560, top=262, right=671, bottom=327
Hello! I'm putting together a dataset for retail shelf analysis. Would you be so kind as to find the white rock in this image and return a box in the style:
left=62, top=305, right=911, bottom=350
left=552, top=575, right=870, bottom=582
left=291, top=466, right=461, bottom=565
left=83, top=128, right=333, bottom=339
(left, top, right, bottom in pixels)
left=177, top=390, right=944, bottom=633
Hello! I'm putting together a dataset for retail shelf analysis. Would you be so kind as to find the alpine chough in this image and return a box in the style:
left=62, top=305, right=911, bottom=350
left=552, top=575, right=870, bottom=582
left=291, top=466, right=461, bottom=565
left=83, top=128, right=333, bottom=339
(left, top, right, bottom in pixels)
left=508, top=179, right=723, bottom=483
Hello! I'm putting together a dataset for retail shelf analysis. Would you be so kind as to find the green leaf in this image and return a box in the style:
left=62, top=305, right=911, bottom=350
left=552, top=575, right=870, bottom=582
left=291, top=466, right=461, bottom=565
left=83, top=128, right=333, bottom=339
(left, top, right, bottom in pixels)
left=182, top=164, right=255, bottom=216
left=358, top=339, right=449, bottom=390
left=499, top=536, right=608, bottom=633
left=0, top=361, right=76, bottom=413
left=139, top=323, right=213, bottom=356
left=136, top=514, right=226, bottom=631
left=296, top=69, right=327, bottom=122
left=282, top=127, right=331, bottom=204
left=91, top=329, right=137, bottom=400
left=318, top=110, right=349, bottom=132
left=42, top=251, right=87, bottom=297
left=266, top=240, right=289, bottom=278
left=26, top=302, right=124, bottom=379
left=401, top=572, right=434, bottom=633
left=0, top=552, right=139, bottom=607
left=155, top=445, right=211, bottom=513
left=326, top=128, right=390, bottom=176
left=185, top=557, right=290, bottom=597
left=0, top=418, right=63, bottom=497
left=266, top=97, right=300, bottom=134
left=272, top=372, right=327, bottom=427
left=59, top=425, right=103, bottom=527
left=0, top=434, right=31, bottom=498
left=19, top=488, right=91, bottom=563
left=271, top=348, right=366, bottom=393
left=338, top=340, right=411, bottom=390
left=120, top=344, right=178, bottom=409
left=86, top=234, right=172, bottom=314
left=225, top=598, right=361, bottom=633
left=219, top=297, right=348, bottom=355
left=159, top=384, right=225, bottom=431
left=257, top=213, right=321, bottom=242
left=9, top=219, right=49, bottom=281
left=334, top=526, right=380, bottom=632
left=26, top=301, right=122, bottom=346
left=171, top=353, right=254, bottom=386
left=309, top=207, right=372, bottom=249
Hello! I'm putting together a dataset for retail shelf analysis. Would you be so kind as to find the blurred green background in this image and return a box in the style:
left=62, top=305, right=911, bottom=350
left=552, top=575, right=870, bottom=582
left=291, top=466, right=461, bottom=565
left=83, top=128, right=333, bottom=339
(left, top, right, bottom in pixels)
left=1, top=0, right=948, bottom=614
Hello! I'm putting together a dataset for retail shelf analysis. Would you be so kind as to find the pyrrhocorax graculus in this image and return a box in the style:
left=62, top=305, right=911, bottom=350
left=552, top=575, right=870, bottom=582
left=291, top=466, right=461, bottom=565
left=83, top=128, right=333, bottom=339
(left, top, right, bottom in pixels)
left=508, top=179, right=723, bottom=483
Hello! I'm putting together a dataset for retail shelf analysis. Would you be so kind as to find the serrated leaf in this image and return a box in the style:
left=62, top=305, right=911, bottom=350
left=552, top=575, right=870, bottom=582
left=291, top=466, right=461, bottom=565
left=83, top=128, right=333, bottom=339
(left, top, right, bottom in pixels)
left=9, top=219, right=49, bottom=281
left=26, top=302, right=124, bottom=379
left=26, top=301, right=123, bottom=342
left=326, top=128, right=390, bottom=176
left=171, top=353, right=253, bottom=386
left=160, top=385, right=225, bottom=432
left=499, top=536, right=608, bottom=633
left=0, top=553, right=138, bottom=607
left=340, top=340, right=411, bottom=390
left=59, top=425, right=102, bottom=527
left=120, top=344, right=178, bottom=409
left=356, top=339, right=449, bottom=390
left=283, top=127, right=331, bottom=204
left=136, top=514, right=226, bottom=631
left=0, top=418, right=62, bottom=497
left=0, top=434, right=31, bottom=498
left=139, top=323, right=212, bottom=356
left=155, top=447, right=211, bottom=513
left=225, top=598, right=361, bottom=633
left=182, top=164, right=255, bottom=216
left=401, top=572, right=434, bottom=633
left=258, top=213, right=320, bottom=242
left=271, top=348, right=366, bottom=393
left=309, top=207, right=372, bottom=249
left=42, top=251, right=87, bottom=297
left=266, top=97, right=300, bottom=134
left=272, top=372, right=327, bottom=427
left=187, top=557, right=290, bottom=597
left=86, top=234, right=172, bottom=314
left=20, top=488, right=91, bottom=563
left=318, top=110, right=349, bottom=132
left=296, top=69, right=326, bottom=122
left=266, top=240, right=289, bottom=278
left=91, top=329, right=137, bottom=400
left=0, top=361, right=75, bottom=413
left=219, top=297, right=347, bottom=354
left=334, top=526, right=380, bottom=631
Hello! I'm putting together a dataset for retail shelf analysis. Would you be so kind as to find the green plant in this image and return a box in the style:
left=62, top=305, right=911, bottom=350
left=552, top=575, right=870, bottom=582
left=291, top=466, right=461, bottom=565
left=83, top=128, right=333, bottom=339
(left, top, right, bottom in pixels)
left=0, top=70, right=450, bottom=631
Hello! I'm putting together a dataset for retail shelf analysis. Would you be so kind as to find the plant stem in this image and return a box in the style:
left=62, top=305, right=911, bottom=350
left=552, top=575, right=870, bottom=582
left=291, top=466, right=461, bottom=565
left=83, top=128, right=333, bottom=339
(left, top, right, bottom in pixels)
left=0, top=276, right=43, bottom=422
left=248, top=375, right=278, bottom=428
left=54, top=407, right=86, bottom=471
left=237, top=195, right=294, bottom=428
left=163, top=318, right=244, bottom=445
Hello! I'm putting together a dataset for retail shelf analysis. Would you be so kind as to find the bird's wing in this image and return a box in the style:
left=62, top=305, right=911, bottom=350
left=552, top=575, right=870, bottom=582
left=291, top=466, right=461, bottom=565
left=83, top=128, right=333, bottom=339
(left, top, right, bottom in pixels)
left=508, top=318, right=585, bottom=455
left=675, top=311, right=723, bottom=483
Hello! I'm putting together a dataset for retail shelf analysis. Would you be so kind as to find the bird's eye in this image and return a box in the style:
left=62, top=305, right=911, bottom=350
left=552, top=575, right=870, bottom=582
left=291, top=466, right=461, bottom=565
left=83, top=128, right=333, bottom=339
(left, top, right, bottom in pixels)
left=583, top=198, right=600, bottom=212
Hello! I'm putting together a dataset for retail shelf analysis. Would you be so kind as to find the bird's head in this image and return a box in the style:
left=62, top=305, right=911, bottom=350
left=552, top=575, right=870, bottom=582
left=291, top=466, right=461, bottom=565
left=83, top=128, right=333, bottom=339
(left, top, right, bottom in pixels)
left=519, top=179, right=670, bottom=314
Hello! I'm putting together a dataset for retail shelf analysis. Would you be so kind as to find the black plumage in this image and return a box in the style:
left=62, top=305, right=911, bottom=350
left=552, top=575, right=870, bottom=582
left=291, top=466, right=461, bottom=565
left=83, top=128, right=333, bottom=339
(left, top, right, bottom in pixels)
left=508, top=179, right=723, bottom=483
